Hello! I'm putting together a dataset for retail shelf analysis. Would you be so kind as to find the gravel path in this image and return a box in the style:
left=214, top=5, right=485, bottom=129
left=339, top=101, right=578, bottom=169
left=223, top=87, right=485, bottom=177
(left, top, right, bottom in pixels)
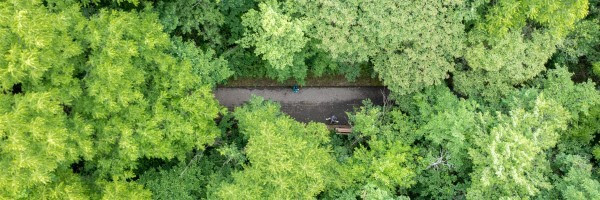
left=214, top=87, right=388, bottom=124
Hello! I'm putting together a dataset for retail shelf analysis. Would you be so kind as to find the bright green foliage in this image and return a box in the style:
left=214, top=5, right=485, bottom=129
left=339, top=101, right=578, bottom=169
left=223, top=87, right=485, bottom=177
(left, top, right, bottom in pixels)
left=0, top=0, right=84, bottom=100
left=230, top=0, right=592, bottom=95
left=494, top=67, right=599, bottom=198
left=339, top=134, right=416, bottom=193
left=28, top=168, right=91, bottom=199
left=79, top=8, right=223, bottom=180
left=0, top=1, right=88, bottom=197
left=82, top=9, right=170, bottom=119
left=593, top=136, right=600, bottom=163
left=2, top=0, right=600, bottom=199
left=0, top=93, right=91, bottom=198
left=477, top=0, right=589, bottom=39
left=0, top=1, right=227, bottom=198
left=217, top=97, right=336, bottom=199
left=239, top=1, right=308, bottom=81
left=467, top=96, right=570, bottom=199
left=45, top=0, right=143, bottom=8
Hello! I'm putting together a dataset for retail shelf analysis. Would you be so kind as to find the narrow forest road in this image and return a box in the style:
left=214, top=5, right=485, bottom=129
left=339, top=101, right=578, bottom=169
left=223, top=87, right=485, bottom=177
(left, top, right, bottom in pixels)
left=214, top=87, right=388, bottom=125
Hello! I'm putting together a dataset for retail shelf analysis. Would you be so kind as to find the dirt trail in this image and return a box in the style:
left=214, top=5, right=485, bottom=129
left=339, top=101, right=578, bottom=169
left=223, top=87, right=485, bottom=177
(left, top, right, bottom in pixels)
left=214, top=87, right=388, bottom=124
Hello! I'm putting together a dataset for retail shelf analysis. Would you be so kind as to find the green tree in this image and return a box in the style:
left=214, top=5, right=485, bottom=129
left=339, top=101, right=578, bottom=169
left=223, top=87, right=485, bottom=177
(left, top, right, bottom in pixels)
left=139, top=161, right=205, bottom=200
left=0, top=92, right=92, bottom=198
left=536, top=68, right=600, bottom=156
left=170, top=37, right=232, bottom=87
left=454, top=0, right=590, bottom=101
left=408, top=86, right=481, bottom=199
left=81, top=0, right=141, bottom=6
left=77, top=8, right=224, bottom=180
left=554, top=0, right=600, bottom=80
left=554, top=155, right=600, bottom=199
left=217, top=96, right=336, bottom=199
left=467, top=96, right=570, bottom=199
left=236, top=0, right=466, bottom=92
left=537, top=154, right=600, bottom=200
left=155, top=0, right=224, bottom=48
left=0, top=1, right=228, bottom=198
left=391, top=69, right=598, bottom=199
left=239, top=1, right=309, bottom=82
left=0, top=1, right=90, bottom=197
left=313, top=0, right=466, bottom=94
left=323, top=101, right=420, bottom=199
left=100, top=180, right=152, bottom=200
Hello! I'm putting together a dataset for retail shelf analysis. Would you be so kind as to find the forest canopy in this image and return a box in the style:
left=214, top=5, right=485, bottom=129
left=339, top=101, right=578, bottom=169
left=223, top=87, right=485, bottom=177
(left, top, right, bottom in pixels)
left=0, top=0, right=599, bottom=199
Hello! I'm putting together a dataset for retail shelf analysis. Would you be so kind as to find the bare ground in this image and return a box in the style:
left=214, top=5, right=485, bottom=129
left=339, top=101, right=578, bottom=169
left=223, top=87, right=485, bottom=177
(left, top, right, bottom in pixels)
left=214, top=87, right=388, bottom=125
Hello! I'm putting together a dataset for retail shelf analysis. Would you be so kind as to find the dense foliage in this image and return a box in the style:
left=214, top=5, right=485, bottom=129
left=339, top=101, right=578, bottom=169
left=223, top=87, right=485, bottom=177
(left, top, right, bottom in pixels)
left=1, top=0, right=599, bottom=199
left=0, top=0, right=228, bottom=198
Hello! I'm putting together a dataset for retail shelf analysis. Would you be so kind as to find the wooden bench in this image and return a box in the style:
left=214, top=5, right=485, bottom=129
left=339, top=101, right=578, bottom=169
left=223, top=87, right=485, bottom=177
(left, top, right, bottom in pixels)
left=335, top=127, right=352, bottom=135
left=326, top=125, right=352, bottom=134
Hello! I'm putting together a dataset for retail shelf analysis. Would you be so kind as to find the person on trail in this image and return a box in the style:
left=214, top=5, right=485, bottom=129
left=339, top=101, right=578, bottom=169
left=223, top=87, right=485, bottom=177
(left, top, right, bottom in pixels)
left=292, top=84, right=299, bottom=93
left=326, top=115, right=339, bottom=124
